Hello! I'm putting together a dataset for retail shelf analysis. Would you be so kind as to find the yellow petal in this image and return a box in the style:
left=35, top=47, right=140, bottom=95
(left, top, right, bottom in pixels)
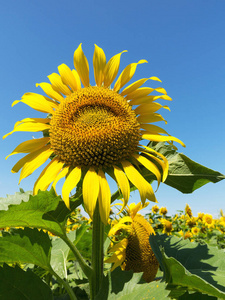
left=6, top=137, right=50, bottom=160
left=62, top=166, right=82, bottom=209
left=72, top=69, right=81, bottom=90
left=130, top=94, right=172, bottom=106
left=12, top=93, right=57, bottom=114
left=140, top=124, right=169, bottom=135
left=103, top=50, right=127, bottom=87
left=93, top=44, right=106, bottom=87
left=73, top=43, right=89, bottom=87
left=120, top=78, right=150, bottom=96
left=137, top=113, right=167, bottom=124
left=149, top=76, right=162, bottom=82
left=132, top=153, right=161, bottom=189
left=142, top=133, right=185, bottom=147
left=33, top=158, right=64, bottom=194
left=19, top=145, right=53, bottom=183
left=52, top=166, right=69, bottom=191
left=141, top=145, right=169, bottom=182
left=3, top=120, right=50, bottom=139
left=82, top=167, right=99, bottom=220
left=125, top=87, right=154, bottom=100
left=121, top=160, right=156, bottom=204
left=113, top=59, right=147, bottom=92
left=135, top=103, right=170, bottom=115
left=98, top=170, right=111, bottom=225
left=58, top=64, right=81, bottom=92
left=113, top=165, right=130, bottom=209
left=155, top=87, right=167, bottom=95
left=36, top=82, right=64, bottom=102
left=48, top=73, right=71, bottom=95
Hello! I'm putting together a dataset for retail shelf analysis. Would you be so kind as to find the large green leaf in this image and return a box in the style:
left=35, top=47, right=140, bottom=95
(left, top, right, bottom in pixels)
left=148, top=142, right=225, bottom=193
left=96, top=267, right=170, bottom=300
left=0, top=189, right=81, bottom=237
left=0, top=228, right=51, bottom=269
left=149, top=234, right=225, bottom=299
left=0, top=264, right=53, bottom=300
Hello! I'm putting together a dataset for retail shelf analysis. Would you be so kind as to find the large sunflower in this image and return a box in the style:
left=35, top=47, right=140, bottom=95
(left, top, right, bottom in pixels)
left=3, top=44, right=184, bottom=224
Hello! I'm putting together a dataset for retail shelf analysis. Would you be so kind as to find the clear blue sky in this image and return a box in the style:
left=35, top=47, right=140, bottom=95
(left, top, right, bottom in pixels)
left=1, top=0, right=224, bottom=217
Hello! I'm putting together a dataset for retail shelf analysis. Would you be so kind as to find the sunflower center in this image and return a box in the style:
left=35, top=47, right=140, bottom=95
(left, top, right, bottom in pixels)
left=50, top=86, right=141, bottom=168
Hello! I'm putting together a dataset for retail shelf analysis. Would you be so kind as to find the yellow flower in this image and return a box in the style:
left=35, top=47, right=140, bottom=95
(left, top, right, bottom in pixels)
left=185, top=204, right=192, bottom=217
left=160, top=218, right=173, bottom=235
left=197, top=212, right=204, bottom=221
left=203, top=214, right=214, bottom=228
left=151, top=204, right=159, bottom=214
left=3, top=44, right=184, bottom=224
left=184, top=231, right=193, bottom=239
left=191, top=226, right=200, bottom=235
left=106, top=202, right=158, bottom=282
left=186, top=217, right=197, bottom=228
left=159, top=207, right=168, bottom=215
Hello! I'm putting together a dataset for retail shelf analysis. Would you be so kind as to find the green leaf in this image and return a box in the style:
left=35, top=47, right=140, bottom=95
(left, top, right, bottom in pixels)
left=0, top=264, right=53, bottom=300
left=96, top=267, right=170, bottom=300
left=0, top=189, right=81, bottom=237
left=0, top=228, right=52, bottom=269
left=149, top=234, right=225, bottom=299
left=145, top=142, right=225, bottom=193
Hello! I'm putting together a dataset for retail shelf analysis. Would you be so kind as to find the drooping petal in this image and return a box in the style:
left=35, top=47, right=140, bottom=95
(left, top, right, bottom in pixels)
left=6, top=137, right=50, bottom=160
left=36, top=82, right=64, bottom=102
left=18, top=145, right=53, bottom=183
left=137, top=113, right=167, bottom=124
left=155, top=87, right=167, bottom=95
left=52, top=166, right=69, bottom=191
left=62, top=166, right=82, bottom=208
left=82, top=167, right=99, bottom=220
left=140, top=145, right=169, bottom=182
left=105, top=239, right=128, bottom=271
left=73, top=43, right=89, bottom=87
left=3, top=119, right=50, bottom=139
left=11, top=144, right=51, bottom=174
left=48, top=73, right=71, bottom=95
left=103, top=50, right=127, bottom=88
left=33, top=158, right=64, bottom=194
left=98, top=169, right=111, bottom=225
left=93, top=44, right=106, bottom=87
left=125, top=87, right=154, bottom=100
left=113, top=60, right=147, bottom=92
left=135, top=103, right=170, bottom=115
left=149, top=76, right=162, bottom=82
left=58, top=64, right=81, bottom=92
left=142, top=133, right=185, bottom=147
left=113, top=165, right=130, bottom=209
left=132, top=153, right=162, bottom=189
left=121, top=160, right=156, bottom=204
left=12, top=93, right=58, bottom=114
left=121, top=78, right=149, bottom=96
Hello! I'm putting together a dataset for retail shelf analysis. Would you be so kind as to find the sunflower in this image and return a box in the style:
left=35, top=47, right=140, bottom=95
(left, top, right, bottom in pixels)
left=105, top=202, right=159, bottom=282
left=159, top=218, right=173, bottom=235
left=3, top=44, right=184, bottom=224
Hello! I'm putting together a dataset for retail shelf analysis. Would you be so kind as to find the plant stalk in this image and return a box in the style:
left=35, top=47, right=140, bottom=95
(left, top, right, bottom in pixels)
left=90, top=202, right=104, bottom=299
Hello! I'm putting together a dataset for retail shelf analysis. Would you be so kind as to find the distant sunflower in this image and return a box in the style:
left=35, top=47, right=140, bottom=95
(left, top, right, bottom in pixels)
left=105, top=202, right=159, bottom=282
left=3, top=44, right=184, bottom=224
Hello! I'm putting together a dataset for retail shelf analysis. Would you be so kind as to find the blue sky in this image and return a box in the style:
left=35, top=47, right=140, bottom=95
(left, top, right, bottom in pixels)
left=1, top=0, right=224, bottom=217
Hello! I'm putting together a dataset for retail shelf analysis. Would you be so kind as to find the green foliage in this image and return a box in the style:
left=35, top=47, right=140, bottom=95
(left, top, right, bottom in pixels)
left=0, top=189, right=81, bottom=237
left=146, top=142, right=225, bottom=193
left=0, top=228, right=52, bottom=269
left=149, top=233, right=225, bottom=299
left=0, top=264, right=53, bottom=300
left=96, top=267, right=170, bottom=300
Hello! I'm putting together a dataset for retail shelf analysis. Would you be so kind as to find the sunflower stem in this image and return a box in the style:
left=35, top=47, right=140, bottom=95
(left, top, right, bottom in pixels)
left=90, top=202, right=104, bottom=299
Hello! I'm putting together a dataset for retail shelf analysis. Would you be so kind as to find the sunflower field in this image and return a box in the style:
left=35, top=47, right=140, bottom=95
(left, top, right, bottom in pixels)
left=1, top=44, right=225, bottom=299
